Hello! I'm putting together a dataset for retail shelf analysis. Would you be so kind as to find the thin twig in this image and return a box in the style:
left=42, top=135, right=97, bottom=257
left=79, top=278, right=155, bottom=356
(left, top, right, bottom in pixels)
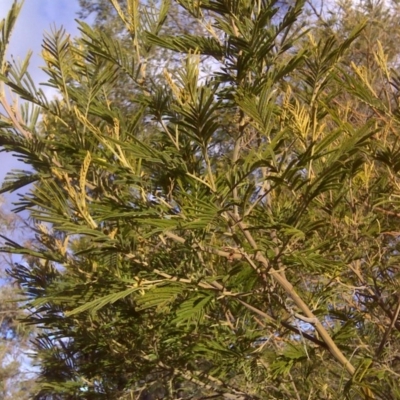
left=376, top=296, right=400, bottom=358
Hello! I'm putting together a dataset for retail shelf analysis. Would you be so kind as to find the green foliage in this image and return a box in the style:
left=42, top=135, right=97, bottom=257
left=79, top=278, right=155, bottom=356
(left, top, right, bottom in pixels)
left=1, top=0, right=400, bottom=399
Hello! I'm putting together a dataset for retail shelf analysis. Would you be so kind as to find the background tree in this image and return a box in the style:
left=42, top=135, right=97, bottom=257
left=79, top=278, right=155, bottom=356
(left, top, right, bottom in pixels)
left=1, top=0, right=400, bottom=399
left=0, top=196, right=35, bottom=399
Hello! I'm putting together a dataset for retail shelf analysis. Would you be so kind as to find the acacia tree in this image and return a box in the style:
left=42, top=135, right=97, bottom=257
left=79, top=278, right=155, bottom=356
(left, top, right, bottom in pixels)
left=1, top=0, right=400, bottom=399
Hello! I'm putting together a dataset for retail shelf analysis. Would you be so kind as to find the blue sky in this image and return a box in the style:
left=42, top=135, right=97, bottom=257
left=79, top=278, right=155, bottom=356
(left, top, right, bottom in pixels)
left=0, top=0, right=82, bottom=206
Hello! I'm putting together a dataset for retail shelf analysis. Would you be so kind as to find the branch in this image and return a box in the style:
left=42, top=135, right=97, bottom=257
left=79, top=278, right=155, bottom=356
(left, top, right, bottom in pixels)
left=227, top=212, right=356, bottom=375
left=164, top=231, right=243, bottom=260
left=0, top=95, right=32, bottom=140
left=162, top=228, right=351, bottom=370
